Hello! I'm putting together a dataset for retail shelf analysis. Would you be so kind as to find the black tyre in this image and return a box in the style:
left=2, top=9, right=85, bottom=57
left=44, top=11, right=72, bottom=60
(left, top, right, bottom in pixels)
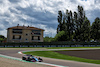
left=22, top=57, right=26, bottom=60
left=38, top=58, right=43, bottom=62
left=26, top=57, right=31, bottom=61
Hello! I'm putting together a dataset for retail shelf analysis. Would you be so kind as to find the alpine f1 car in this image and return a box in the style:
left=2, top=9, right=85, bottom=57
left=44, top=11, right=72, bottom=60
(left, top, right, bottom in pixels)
left=22, top=54, right=43, bottom=62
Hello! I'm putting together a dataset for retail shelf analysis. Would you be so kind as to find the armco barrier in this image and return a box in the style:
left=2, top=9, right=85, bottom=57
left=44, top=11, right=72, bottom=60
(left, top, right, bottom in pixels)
left=0, top=45, right=100, bottom=48
left=0, top=42, right=100, bottom=47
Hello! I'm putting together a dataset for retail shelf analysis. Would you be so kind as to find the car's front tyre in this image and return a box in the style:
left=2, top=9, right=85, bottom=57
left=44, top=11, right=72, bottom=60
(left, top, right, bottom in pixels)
left=22, top=57, right=26, bottom=60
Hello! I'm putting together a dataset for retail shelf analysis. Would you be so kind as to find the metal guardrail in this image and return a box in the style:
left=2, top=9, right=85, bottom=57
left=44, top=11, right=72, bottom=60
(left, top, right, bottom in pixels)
left=0, top=45, right=100, bottom=48
left=0, top=42, right=100, bottom=47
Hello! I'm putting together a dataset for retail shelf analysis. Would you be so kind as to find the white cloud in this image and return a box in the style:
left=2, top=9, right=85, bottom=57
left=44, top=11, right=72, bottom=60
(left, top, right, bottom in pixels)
left=0, top=0, right=100, bottom=37
left=18, top=0, right=30, bottom=8
left=0, top=0, right=11, bottom=14
left=0, top=30, right=7, bottom=37
left=77, top=0, right=100, bottom=10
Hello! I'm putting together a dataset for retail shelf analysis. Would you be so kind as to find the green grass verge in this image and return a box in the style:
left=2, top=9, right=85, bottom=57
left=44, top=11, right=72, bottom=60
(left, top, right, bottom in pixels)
left=47, top=47, right=100, bottom=49
left=23, top=51, right=100, bottom=64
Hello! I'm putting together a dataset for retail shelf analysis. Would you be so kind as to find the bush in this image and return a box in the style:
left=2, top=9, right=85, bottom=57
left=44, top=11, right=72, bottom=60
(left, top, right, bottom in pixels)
left=55, top=31, right=69, bottom=41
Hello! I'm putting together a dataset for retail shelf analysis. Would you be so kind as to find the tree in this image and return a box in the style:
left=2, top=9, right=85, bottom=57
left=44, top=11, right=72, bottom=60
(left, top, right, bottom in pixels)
left=56, top=5, right=98, bottom=42
left=44, top=36, right=55, bottom=42
left=65, top=10, right=75, bottom=41
left=57, top=11, right=63, bottom=33
left=91, top=17, right=100, bottom=41
left=57, top=9, right=75, bottom=41
left=74, top=5, right=87, bottom=41
left=74, top=12, right=79, bottom=41
left=81, top=18, right=91, bottom=41
left=0, top=35, right=6, bottom=42
left=55, top=31, right=69, bottom=41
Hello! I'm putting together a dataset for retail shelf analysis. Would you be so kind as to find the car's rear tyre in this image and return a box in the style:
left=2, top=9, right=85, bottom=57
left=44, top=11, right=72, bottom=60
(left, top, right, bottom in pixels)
left=38, top=58, right=43, bottom=62
left=26, top=57, right=31, bottom=61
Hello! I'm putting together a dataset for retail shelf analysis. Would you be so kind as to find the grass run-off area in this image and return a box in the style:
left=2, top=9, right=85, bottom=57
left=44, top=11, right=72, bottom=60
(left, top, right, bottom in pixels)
left=46, top=47, right=100, bottom=49
left=23, top=51, right=100, bottom=64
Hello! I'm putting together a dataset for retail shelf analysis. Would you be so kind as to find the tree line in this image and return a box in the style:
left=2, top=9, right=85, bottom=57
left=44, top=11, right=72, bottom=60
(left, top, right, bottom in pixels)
left=56, top=5, right=100, bottom=42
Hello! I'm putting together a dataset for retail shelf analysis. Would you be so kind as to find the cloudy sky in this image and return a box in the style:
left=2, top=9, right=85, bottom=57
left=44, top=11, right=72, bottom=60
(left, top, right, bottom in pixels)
left=0, top=0, right=100, bottom=37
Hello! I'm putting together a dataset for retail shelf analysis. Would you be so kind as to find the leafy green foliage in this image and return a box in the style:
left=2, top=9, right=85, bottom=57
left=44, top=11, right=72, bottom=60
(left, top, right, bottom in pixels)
left=0, top=35, right=6, bottom=42
left=57, top=10, right=75, bottom=41
left=91, top=17, right=100, bottom=41
left=44, top=36, right=55, bottom=42
left=82, top=18, right=91, bottom=41
left=55, top=31, right=69, bottom=41
left=74, top=5, right=91, bottom=41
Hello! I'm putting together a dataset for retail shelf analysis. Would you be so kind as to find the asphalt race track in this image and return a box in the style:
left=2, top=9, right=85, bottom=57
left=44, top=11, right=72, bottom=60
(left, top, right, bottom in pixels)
left=0, top=48, right=100, bottom=67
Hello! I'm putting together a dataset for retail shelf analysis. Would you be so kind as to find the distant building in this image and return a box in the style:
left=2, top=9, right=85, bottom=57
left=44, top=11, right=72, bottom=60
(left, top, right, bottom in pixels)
left=7, top=25, right=44, bottom=42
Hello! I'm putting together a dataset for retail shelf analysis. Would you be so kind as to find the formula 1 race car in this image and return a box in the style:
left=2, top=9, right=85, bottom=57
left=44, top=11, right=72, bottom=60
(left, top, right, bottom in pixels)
left=22, top=55, right=43, bottom=62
